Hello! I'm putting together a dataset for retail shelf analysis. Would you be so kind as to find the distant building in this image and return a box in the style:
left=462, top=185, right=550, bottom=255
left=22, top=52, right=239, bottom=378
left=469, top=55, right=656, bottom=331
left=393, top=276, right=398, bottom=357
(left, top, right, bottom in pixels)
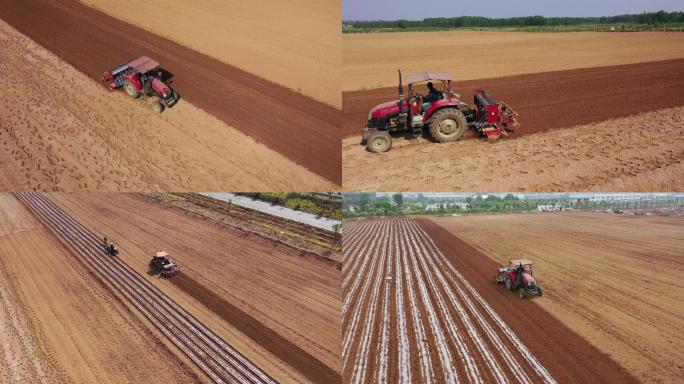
left=537, top=203, right=564, bottom=212
left=586, top=193, right=666, bottom=202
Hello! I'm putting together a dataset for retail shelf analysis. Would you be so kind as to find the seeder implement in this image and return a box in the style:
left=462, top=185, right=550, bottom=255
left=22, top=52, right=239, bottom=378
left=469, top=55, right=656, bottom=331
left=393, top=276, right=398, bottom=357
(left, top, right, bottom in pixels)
left=471, top=89, right=519, bottom=140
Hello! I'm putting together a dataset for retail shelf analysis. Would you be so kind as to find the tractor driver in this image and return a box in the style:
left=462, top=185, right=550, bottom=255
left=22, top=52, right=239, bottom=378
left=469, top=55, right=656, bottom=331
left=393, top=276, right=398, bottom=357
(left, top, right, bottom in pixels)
left=422, top=82, right=442, bottom=112
left=515, top=263, right=524, bottom=283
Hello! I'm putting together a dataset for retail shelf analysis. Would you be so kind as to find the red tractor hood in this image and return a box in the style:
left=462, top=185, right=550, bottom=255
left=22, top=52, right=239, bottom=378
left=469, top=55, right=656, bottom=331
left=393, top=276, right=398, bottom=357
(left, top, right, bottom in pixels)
left=370, top=100, right=408, bottom=119
left=151, top=78, right=171, bottom=96
left=522, top=272, right=536, bottom=286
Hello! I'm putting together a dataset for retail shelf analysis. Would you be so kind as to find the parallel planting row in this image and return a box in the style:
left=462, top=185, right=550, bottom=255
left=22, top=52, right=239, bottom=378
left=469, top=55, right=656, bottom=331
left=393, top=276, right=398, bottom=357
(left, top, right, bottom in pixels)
left=17, top=192, right=273, bottom=384
left=342, top=218, right=556, bottom=384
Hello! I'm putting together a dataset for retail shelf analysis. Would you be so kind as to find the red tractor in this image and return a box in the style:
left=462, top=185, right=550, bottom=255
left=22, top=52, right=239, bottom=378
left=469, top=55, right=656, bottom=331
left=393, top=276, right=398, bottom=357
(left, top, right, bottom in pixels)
left=102, top=56, right=179, bottom=113
left=149, top=251, right=179, bottom=278
left=362, top=70, right=519, bottom=153
left=494, top=259, right=543, bottom=299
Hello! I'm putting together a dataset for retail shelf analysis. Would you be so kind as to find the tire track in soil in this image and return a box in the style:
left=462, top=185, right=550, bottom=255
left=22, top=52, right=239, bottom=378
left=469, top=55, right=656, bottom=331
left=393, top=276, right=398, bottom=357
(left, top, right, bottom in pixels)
left=416, top=218, right=640, bottom=384
left=0, top=0, right=340, bottom=185
left=170, top=273, right=340, bottom=384
left=342, top=59, right=684, bottom=138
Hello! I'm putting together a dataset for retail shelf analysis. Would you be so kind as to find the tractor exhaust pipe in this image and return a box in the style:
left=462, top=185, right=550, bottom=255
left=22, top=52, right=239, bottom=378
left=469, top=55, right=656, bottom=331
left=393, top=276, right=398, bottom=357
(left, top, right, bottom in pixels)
left=398, top=69, right=404, bottom=103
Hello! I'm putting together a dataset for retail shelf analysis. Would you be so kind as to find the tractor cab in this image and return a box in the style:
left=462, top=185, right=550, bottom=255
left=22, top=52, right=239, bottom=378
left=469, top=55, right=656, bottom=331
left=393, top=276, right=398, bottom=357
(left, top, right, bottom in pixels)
left=494, top=259, right=542, bottom=299
left=405, top=71, right=463, bottom=117
left=149, top=251, right=179, bottom=278
left=363, top=69, right=470, bottom=153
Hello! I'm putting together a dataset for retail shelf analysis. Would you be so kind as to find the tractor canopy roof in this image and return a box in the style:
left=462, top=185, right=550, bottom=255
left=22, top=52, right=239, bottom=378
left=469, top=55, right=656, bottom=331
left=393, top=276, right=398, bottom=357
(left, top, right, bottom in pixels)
left=156, top=251, right=169, bottom=258
left=128, top=56, right=160, bottom=74
left=407, top=71, right=452, bottom=84
left=509, top=259, right=533, bottom=267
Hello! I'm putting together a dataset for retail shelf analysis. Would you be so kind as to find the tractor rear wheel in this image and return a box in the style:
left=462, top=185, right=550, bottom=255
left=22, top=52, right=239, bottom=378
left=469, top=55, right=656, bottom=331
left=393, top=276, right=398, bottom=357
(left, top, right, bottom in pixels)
left=123, top=79, right=141, bottom=98
left=429, top=108, right=467, bottom=143
left=153, top=101, right=164, bottom=113
left=504, top=275, right=512, bottom=290
left=366, top=131, right=392, bottom=153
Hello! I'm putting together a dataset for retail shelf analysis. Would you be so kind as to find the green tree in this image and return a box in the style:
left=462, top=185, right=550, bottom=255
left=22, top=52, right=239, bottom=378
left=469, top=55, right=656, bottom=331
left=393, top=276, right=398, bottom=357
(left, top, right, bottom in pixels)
left=393, top=193, right=404, bottom=210
left=358, top=193, right=370, bottom=212
left=332, top=223, right=341, bottom=238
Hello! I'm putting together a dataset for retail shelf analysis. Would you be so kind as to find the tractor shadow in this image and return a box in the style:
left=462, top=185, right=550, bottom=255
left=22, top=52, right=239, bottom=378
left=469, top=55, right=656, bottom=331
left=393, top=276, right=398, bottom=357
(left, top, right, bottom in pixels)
left=156, top=68, right=175, bottom=83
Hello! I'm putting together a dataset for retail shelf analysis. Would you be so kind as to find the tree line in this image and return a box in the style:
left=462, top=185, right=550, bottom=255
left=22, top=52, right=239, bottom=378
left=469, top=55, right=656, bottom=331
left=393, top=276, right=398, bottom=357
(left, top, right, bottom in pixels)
left=344, top=193, right=551, bottom=218
left=345, top=10, right=684, bottom=29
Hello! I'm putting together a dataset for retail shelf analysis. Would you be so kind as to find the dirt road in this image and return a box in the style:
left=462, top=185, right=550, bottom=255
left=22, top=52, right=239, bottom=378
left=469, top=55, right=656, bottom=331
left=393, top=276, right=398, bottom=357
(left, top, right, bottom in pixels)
left=0, top=194, right=199, bottom=383
left=49, top=193, right=341, bottom=383
left=0, top=19, right=334, bottom=192
left=343, top=217, right=636, bottom=383
left=342, top=59, right=684, bottom=137
left=431, top=212, right=684, bottom=384
left=343, top=107, right=684, bottom=191
left=0, top=0, right=340, bottom=185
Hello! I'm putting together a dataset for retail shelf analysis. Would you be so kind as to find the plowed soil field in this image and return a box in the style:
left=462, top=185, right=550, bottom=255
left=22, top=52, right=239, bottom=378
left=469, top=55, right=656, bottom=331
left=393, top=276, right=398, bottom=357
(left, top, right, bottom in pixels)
left=342, top=217, right=637, bottom=384
left=343, top=30, right=684, bottom=91
left=342, top=59, right=684, bottom=138
left=81, top=0, right=340, bottom=108
left=342, top=60, right=684, bottom=191
left=342, top=31, right=684, bottom=191
left=343, top=107, right=684, bottom=191
left=0, top=19, right=334, bottom=192
left=0, top=194, right=200, bottom=383
left=48, top=193, right=342, bottom=384
left=0, top=0, right=340, bottom=187
left=431, top=212, right=684, bottom=384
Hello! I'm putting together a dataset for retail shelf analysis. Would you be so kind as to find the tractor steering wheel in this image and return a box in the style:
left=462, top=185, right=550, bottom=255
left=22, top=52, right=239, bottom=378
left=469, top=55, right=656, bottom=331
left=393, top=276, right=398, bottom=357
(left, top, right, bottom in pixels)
left=414, top=92, right=424, bottom=100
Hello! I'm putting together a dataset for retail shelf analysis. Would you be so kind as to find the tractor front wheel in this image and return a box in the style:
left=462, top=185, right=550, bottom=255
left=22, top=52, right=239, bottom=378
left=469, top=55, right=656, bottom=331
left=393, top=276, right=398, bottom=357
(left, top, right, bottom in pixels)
left=153, top=101, right=165, bottom=113
left=123, top=79, right=141, bottom=98
left=504, top=275, right=512, bottom=290
left=429, top=108, right=467, bottom=143
left=366, top=131, right=392, bottom=153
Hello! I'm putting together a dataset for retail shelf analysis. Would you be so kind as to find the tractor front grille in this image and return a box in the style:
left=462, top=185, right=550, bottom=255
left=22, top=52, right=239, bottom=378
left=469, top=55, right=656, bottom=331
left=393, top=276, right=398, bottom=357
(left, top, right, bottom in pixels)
left=367, top=117, right=381, bottom=128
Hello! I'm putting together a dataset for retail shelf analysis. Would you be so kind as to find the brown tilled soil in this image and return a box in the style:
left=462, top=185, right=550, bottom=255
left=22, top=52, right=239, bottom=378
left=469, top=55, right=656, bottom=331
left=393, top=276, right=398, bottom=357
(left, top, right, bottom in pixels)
left=343, top=107, right=684, bottom=191
left=141, top=193, right=342, bottom=266
left=0, top=0, right=340, bottom=185
left=343, top=30, right=684, bottom=92
left=0, top=19, right=335, bottom=192
left=342, top=59, right=684, bottom=137
left=0, top=194, right=200, bottom=383
left=417, top=218, right=639, bottom=384
left=81, top=0, right=340, bottom=108
left=171, top=273, right=339, bottom=384
left=431, top=212, right=684, bottom=384
left=47, top=193, right=341, bottom=383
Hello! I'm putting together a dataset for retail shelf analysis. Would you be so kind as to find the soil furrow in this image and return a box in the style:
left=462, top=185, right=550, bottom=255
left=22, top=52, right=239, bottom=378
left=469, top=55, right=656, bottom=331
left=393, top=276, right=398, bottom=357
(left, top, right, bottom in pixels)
left=0, top=0, right=340, bottom=184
